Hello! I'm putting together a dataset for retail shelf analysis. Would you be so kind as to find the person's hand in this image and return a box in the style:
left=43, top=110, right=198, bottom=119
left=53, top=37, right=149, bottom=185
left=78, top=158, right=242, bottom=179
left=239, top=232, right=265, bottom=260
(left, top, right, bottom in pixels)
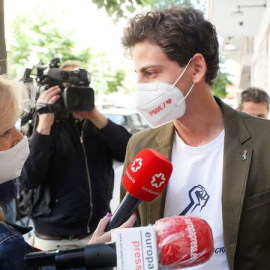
left=72, top=108, right=108, bottom=129
left=36, top=86, right=61, bottom=135
left=89, top=212, right=137, bottom=244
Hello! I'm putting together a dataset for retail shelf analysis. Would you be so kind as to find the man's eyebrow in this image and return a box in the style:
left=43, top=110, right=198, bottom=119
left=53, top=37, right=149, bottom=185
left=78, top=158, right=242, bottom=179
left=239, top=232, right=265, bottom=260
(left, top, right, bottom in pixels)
left=138, top=65, right=163, bottom=72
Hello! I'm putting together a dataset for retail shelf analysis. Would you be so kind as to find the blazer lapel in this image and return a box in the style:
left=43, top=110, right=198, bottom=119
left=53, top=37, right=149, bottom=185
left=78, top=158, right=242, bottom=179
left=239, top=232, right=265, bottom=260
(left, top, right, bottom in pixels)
left=218, top=98, right=252, bottom=269
left=147, top=123, right=175, bottom=224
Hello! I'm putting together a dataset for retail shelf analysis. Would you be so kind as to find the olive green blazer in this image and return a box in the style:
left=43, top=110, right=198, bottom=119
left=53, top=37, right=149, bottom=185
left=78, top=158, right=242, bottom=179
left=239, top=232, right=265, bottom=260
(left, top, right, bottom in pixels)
left=121, top=97, right=270, bottom=270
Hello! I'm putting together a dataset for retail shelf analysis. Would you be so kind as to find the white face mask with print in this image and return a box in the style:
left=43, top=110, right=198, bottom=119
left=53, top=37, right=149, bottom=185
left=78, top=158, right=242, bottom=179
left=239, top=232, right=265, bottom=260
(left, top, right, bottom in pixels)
left=135, top=58, right=194, bottom=128
left=0, top=136, right=29, bottom=184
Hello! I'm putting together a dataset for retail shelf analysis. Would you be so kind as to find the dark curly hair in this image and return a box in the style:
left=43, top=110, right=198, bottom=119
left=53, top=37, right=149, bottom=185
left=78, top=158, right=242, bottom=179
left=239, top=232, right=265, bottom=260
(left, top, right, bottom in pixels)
left=122, top=6, right=219, bottom=86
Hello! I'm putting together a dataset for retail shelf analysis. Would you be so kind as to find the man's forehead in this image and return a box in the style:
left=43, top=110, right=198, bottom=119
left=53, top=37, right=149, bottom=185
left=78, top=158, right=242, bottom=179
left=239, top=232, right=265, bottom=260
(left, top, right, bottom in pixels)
left=133, top=41, right=168, bottom=59
left=132, top=42, right=181, bottom=74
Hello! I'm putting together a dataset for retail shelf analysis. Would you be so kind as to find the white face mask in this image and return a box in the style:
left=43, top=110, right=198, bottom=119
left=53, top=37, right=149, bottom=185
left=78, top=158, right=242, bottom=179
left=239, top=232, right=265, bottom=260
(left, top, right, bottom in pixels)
left=135, top=58, right=194, bottom=128
left=0, top=136, right=29, bottom=184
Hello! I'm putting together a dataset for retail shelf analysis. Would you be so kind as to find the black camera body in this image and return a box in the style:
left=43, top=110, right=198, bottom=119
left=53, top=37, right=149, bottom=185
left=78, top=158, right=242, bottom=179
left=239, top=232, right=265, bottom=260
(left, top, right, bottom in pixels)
left=20, top=58, right=95, bottom=129
left=36, top=58, right=94, bottom=112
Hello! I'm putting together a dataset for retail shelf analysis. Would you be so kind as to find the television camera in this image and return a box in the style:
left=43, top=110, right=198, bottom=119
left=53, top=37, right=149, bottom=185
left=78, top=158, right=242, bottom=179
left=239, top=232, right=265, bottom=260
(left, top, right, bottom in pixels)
left=20, top=58, right=94, bottom=125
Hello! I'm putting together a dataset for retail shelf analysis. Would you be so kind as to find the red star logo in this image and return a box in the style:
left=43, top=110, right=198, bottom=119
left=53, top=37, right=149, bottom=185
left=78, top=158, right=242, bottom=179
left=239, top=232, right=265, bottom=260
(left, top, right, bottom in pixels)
left=131, top=158, right=143, bottom=172
left=151, top=173, right=166, bottom=188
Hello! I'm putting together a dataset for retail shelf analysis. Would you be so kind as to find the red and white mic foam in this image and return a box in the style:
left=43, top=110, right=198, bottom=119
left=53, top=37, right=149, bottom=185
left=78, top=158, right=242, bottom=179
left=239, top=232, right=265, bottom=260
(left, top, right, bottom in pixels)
left=154, top=216, right=214, bottom=268
left=123, top=148, right=173, bottom=201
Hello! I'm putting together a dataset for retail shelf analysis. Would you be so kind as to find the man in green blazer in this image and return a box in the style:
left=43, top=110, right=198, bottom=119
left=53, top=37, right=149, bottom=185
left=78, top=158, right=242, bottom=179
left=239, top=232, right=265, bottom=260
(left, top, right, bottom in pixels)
left=120, top=5, right=270, bottom=270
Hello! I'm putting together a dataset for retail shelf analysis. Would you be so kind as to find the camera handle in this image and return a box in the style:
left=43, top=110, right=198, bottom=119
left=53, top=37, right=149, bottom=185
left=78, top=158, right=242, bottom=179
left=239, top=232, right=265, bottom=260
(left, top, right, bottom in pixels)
left=36, top=103, right=66, bottom=115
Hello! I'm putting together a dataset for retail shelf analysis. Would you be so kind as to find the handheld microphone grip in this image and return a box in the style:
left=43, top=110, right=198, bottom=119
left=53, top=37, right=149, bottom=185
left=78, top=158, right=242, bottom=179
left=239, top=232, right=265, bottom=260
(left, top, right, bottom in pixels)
left=106, top=148, right=173, bottom=231
left=56, top=243, right=116, bottom=269
left=105, top=193, right=140, bottom=231
left=24, top=243, right=116, bottom=269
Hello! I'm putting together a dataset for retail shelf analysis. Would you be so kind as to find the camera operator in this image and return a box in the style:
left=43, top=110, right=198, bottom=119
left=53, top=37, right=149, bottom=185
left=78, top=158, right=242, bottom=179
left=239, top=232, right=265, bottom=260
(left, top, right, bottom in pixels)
left=19, top=60, right=132, bottom=251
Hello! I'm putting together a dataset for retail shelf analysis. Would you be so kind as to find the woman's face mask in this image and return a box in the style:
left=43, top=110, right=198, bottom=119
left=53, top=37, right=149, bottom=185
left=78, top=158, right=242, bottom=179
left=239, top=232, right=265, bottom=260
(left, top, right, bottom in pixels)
left=135, top=58, right=194, bottom=128
left=0, top=136, right=29, bottom=184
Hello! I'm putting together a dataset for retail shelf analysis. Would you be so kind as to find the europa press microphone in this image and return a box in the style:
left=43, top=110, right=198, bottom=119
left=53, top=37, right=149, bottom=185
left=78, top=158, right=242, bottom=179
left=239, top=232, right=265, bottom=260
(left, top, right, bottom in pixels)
left=24, top=216, right=214, bottom=269
left=105, top=148, right=173, bottom=231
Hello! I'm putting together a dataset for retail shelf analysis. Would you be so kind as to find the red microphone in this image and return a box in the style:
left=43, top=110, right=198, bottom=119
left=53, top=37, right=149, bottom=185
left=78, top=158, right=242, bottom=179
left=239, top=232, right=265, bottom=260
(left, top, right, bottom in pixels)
left=155, top=216, right=214, bottom=268
left=112, top=215, right=213, bottom=269
left=24, top=216, right=213, bottom=269
left=106, top=148, right=173, bottom=231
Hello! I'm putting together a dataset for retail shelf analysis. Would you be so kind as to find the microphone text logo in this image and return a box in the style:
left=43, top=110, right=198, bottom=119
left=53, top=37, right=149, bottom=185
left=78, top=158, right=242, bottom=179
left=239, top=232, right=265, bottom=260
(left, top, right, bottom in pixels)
left=184, top=218, right=198, bottom=259
left=113, top=226, right=158, bottom=270
left=132, top=232, right=155, bottom=270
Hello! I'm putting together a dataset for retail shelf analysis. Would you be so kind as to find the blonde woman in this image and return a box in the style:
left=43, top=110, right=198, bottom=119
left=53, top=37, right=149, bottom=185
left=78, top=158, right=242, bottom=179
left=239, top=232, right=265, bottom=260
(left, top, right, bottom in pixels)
left=0, top=76, right=37, bottom=269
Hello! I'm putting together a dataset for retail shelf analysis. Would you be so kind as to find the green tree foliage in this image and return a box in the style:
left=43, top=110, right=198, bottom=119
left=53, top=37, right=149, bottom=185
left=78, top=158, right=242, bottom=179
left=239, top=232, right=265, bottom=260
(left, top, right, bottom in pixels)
left=151, top=0, right=201, bottom=9
left=8, top=13, right=74, bottom=75
left=7, top=12, right=126, bottom=94
left=212, top=71, right=231, bottom=98
left=91, top=0, right=202, bottom=21
left=106, top=69, right=127, bottom=94
left=85, top=51, right=128, bottom=96
left=212, top=55, right=232, bottom=98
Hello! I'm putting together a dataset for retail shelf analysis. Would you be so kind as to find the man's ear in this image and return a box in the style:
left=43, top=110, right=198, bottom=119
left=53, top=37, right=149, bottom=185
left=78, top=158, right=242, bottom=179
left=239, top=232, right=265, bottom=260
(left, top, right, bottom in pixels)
left=191, top=53, right=207, bottom=83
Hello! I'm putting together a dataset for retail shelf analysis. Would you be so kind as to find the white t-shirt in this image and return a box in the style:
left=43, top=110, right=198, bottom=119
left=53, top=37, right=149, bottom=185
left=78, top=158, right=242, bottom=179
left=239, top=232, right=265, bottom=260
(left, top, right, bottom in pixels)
left=164, top=130, right=229, bottom=270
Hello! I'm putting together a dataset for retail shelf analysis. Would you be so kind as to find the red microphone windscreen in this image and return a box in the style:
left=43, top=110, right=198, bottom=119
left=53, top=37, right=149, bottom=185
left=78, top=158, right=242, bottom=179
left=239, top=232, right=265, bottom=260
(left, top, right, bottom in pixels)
left=122, top=148, right=173, bottom=202
left=154, top=216, right=214, bottom=268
